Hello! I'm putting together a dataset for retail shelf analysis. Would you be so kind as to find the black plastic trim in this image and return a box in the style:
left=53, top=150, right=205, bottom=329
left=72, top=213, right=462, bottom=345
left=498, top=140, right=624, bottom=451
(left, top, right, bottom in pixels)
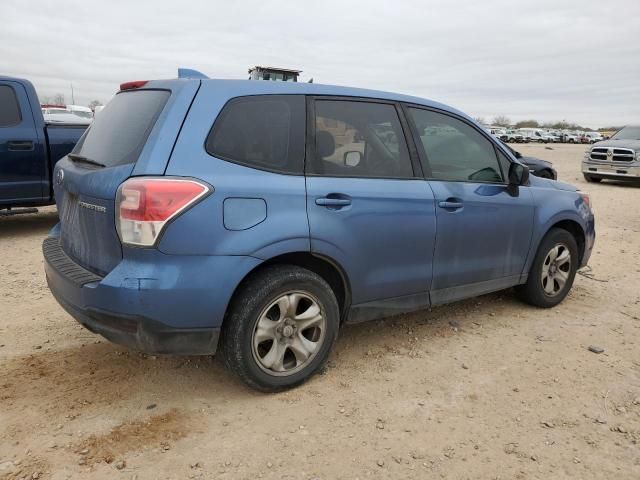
left=347, top=291, right=431, bottom=324
left=46, top=280, right=220, bottom=355
left=42, top=236, right=103, bottom=286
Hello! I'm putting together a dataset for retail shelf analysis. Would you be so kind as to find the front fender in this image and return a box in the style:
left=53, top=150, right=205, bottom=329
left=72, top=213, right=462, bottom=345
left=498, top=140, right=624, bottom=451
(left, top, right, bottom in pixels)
left=525, top=186, right=595, bottom=272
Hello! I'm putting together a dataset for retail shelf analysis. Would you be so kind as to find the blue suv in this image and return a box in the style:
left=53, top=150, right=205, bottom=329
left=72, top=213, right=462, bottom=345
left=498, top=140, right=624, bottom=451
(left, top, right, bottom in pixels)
left=44, top=72, right=595, bottom=391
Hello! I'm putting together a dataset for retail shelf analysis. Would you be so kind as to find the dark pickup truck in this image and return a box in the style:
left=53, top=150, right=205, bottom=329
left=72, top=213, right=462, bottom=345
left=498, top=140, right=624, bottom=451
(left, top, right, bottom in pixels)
left=0, top=76, right=87, bottom=212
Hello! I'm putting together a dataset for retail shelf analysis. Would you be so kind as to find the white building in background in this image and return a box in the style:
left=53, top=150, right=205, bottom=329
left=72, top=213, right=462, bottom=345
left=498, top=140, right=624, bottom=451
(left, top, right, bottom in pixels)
left=248, top=66, right=302, bottom=82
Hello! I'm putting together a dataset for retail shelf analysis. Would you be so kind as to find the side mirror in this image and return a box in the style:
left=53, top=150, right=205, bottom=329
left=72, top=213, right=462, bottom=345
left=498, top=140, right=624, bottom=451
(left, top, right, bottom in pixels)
left=508, top=162, right=529, bottom=186
left=344, top=151, right=362, bottom=167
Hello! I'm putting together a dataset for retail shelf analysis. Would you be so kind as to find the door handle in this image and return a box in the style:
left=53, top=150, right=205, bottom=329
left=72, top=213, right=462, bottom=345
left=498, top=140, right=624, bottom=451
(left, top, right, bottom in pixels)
left=438, top=200, right=464, bottom=210
left=315, top=196, right=352, bottom=207
left=8, top=140, right=34, bottom=151
left=316, top=198, right=351, bottom=207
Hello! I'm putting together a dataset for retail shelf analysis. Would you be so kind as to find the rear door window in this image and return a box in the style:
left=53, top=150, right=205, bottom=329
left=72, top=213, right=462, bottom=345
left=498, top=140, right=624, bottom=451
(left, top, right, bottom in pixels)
left=206, top=95, right=305, bottom=174
left=0, top=85, right=22, bottom=127
left=309, top=100, right=414, bottom=178
left=72, top=89, right=170, bottom=167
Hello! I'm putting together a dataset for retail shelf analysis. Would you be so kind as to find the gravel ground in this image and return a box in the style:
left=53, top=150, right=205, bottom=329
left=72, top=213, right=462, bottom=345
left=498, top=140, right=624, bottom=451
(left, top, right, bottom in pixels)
left=1, top=144, right=639, bottom=479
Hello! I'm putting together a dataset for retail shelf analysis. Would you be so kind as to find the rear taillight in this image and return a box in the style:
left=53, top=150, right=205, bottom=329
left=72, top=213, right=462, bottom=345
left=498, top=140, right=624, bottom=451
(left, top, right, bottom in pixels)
left=120, top=80, right=148, bottom=90
left=116, top=178, right=210, bottom=247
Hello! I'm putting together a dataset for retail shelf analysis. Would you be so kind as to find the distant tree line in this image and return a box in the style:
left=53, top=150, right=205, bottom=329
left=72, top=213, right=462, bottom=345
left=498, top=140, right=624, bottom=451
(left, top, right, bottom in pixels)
left=39, top=94, right=103, bottom=110
left=477, top=115, right=621, bottom=132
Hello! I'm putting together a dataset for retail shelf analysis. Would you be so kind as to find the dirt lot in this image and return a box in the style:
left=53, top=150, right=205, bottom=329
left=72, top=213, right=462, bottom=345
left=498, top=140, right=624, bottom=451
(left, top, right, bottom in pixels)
left=1, top=144, right=639, bottom=479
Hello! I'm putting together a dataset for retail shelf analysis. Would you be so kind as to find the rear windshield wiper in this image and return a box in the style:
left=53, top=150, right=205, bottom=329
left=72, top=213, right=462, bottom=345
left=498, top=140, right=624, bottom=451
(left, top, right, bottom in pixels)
left=68, top=153, right=106, bottom=168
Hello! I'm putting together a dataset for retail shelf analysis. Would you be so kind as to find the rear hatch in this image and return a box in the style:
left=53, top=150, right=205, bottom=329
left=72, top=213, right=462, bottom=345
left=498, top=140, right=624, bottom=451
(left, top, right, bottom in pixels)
left=53, top=80, right=200, bottom=275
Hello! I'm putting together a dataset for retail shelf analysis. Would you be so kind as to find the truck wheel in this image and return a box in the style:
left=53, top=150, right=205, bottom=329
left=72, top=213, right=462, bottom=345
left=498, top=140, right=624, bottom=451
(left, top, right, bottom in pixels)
left=220, top=265, right=340, bottom=392
left=583, top=174, right=602, bottom=183
left=516, top=228, right=579, bottom=308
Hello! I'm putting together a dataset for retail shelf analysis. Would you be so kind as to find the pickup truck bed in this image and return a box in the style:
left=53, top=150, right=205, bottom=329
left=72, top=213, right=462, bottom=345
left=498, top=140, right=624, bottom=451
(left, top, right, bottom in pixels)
left=0, top=76, right=87, bottom=209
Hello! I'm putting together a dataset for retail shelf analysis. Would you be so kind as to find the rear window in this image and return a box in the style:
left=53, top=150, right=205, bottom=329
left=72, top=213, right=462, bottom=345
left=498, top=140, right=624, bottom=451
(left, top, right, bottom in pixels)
left=72, top=89, right=169, bottom=167
left=0, top=85, right=22, bottom=127
left=205, top=95, right=305, bottom=174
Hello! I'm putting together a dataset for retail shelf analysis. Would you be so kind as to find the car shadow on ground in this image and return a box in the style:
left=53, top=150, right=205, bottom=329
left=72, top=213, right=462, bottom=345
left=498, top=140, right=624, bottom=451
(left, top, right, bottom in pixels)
left=0, top=290, right=524, bottom=419
left=0, top=209, right=59, bottom=238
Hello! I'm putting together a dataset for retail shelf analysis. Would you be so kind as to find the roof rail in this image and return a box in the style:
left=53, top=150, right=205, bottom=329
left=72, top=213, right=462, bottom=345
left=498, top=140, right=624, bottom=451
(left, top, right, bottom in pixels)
left=178, top=68, right=209, bottom=79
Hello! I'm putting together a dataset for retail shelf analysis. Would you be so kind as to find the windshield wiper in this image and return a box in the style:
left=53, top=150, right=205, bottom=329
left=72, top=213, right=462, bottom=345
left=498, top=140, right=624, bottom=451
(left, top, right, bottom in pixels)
left=68, top=153, right=106, bottom=168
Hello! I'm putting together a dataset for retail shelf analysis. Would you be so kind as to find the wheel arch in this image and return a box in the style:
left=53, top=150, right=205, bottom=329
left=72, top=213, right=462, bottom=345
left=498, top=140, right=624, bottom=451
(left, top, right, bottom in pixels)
left=544, top=219, right=586, bottom=265
left=543, top=168, right=556, bottom=180
left=224, top=251, right=352, bottom=327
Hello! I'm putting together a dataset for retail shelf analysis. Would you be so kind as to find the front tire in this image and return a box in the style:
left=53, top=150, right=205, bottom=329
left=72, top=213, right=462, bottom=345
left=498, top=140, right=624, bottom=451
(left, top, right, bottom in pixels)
left=220, top=265, right=340, bottom=392
left=516, top=228, right=579, bottom=308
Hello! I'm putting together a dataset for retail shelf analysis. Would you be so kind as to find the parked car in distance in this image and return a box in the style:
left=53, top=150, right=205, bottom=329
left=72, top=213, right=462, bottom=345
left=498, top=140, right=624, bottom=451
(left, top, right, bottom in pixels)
left=498, top=140, right=557, bottom=179
left=42, top=107, right=92, bottom=125
left=564, top=131, right=581, bottom=143
left=583, top=125, right=640, bottom=182
left=67, top=104, right=94, bottom=120
left=518, top=128, right=554, bottom=143
left=486, top=126, right=506, bottom=137
left=486, top=127, right=526, bottom=144
left=545, top=131, right=561, bottom=143
left=504, top=129, right=526, bottom=143
left=43, top=72, right=595, bottom=391
left=584, top=131, right=604, bottom=143
left=0, top=76, right=88, bottom=210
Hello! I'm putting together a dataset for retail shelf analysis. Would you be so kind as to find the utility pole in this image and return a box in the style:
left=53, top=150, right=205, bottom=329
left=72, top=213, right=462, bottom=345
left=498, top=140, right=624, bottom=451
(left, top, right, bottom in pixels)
left=70, top=82, right=75, bottom=105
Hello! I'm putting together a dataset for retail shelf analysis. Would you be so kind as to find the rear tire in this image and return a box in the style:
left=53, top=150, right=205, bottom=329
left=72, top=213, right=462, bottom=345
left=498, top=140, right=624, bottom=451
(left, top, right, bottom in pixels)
left=516, top=228, right=579, bottom=308
left=220, top=265, right=340, bottom=392
left=583, top=173, right=602, bottom=183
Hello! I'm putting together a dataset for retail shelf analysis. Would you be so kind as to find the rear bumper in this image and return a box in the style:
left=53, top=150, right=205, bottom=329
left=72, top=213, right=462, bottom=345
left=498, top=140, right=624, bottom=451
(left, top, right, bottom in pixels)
left=582, top=162, right=640, bottom=179
left=50, top=287, right=220, bottom=355
left=43, top=233, right=261, bottom=355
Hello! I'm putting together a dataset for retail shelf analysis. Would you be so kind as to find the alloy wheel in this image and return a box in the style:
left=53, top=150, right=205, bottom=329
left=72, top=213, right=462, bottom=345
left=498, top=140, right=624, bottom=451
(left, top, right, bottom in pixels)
left=541, top=244, right=572, bottom=296
left=251, top=291, right=326, bottom=376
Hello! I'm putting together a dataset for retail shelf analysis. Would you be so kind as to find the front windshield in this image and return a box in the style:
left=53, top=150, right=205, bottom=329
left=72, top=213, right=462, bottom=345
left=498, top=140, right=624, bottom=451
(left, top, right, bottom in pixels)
left=611, top=126, right=640, bottom=140
left=73, top=111, right=93, bottom=119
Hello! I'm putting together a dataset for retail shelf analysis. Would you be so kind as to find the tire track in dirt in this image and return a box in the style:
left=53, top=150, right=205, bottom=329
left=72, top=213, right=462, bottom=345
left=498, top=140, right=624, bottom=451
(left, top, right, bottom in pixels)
left=72, top=409, right=192, bottom=467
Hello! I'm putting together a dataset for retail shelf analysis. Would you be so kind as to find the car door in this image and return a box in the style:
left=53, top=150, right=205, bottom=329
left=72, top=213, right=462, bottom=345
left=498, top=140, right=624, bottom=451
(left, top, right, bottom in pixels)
left=0, top=81, right=46, bottom=204
left=305, top=97, right=436, bottom=321
left=404, top=106, right=535, bottom=305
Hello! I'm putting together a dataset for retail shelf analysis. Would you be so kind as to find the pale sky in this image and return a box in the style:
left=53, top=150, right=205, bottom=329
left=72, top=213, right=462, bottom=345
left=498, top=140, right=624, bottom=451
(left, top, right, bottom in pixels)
left=2, top=0, right=638, bottom=128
